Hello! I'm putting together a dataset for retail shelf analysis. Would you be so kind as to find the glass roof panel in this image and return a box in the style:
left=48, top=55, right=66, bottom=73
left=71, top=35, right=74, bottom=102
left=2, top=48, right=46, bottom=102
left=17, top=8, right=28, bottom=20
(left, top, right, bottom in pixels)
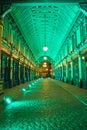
left=11, top=3, right=80, bottom=64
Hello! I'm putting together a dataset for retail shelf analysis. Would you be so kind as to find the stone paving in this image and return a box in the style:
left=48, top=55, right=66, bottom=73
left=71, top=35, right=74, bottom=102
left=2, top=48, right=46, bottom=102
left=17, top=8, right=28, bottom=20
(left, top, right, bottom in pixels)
left=0, top=78, right=87, bottom=130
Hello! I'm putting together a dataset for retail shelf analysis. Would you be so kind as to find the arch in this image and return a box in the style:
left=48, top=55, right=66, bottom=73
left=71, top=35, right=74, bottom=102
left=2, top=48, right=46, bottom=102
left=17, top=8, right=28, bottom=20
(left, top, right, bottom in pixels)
left=0, top=4, right=12, bottom=18
left=36, top=56, right=55, bottom=65
left=2, top=8, right=12, bottom=18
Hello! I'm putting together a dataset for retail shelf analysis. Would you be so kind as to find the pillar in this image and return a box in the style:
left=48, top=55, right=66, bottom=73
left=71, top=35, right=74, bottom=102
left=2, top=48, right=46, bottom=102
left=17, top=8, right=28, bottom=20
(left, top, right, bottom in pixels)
left=10, top=57, right=13, bottom=87
left=0, top=17, right=4, bottom=93
left=8, top=22, right=11, bottom=43
left=78, top=55, right=82, bottom=88
left=71, top=60, right=74, bottom=85
left=80, top=21, right=84, bottom=43
left=29, top=67, right=31, bottom=80
left=83, top=16, right=87, bottom=41
left=23, top=47, right=25, bottom=82
left=18, top=39, right=21, bottom=84
left=11, top=29, right=14, bottom=44
left=0, top=17, right=3, bottom=80
left=61, top=63, right=63, bottom=81
left=28, top=66, right=30, bottom=81
left=30, top=67, right=32, bottom=81
left=66, top=62, right=68, bottom=83
left=24, top=65, right=25, bottom=82
left=18, top=63, right=20, bottom=84
left=9, top=28, right=14, bottom=87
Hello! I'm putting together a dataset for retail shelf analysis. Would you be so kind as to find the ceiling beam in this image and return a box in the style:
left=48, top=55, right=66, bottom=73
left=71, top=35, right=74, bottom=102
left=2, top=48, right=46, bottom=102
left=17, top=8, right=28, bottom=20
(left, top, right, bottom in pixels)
left=0, top=0, right=87, bottom=4
left=80, top=3, right=87, bottom=12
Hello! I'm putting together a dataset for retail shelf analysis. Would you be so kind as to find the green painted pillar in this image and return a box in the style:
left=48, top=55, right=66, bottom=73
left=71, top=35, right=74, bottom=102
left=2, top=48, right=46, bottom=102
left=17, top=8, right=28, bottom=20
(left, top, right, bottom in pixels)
left=11, top=29, right=14, bottom=44
left=23, top=47, right=25, bottom=82
left=18, top=39, right=21, bottom=84
left=10, top=28, right=14, bottom=87
left=71, top=61, right=74, bottom=85
left=10, top=57, right=13, bottom=87
left=66, top=62, right=68, bottom=83
left=61, top=63, right=63, bottom=81
left=0, top=17, right=3, bottom=80
left=78, top=55, right=82, bottom=88
left=80, top=21, right=84, bottom=43
left=24, top=65, right=25, bottom=82
left=18, top=63, right=20, bottom=84
left=0, top=17, right=4, bottom=93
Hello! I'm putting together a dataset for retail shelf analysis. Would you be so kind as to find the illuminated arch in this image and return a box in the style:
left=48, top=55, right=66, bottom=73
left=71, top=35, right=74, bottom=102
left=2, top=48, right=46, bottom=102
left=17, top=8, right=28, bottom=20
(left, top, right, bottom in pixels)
left=36, top=56, right=55, bottom=65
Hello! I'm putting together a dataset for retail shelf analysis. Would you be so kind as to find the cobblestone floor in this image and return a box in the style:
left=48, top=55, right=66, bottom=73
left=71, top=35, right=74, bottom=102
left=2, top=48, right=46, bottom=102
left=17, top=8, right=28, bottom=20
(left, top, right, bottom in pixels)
left=0, top=78, right=87, bottom=130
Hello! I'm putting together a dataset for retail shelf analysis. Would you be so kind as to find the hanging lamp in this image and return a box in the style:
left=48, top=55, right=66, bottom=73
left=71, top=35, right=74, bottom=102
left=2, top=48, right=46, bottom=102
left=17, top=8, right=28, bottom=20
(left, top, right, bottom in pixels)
left=43, top=14, right=48, bottom=51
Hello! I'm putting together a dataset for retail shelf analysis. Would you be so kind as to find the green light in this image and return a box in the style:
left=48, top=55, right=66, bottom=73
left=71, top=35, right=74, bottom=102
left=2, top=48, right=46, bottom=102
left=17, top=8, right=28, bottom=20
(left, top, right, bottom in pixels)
left=3, top=96, right=13, bottom=104
left=44, top=56, right=47, bottom=60
left=22, top=88, right=26, bottom=92
left=82, top=56, right=85, bottom=60
left=43, top=46, right=48, bottom=51
left=6, top=98, right=11, bottom=104
left=34, top=81, right=37, bottom=83
left=12, top=3, right=80, bottom=65
left=28, top=84, right=32, bottom=88
left=31, top=83, right=34, bottom=85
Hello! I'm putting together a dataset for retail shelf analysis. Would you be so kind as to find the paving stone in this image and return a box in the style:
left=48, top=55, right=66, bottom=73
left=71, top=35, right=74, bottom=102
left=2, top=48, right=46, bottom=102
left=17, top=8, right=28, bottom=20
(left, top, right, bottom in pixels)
left=0, top=79, right=87, bottom=130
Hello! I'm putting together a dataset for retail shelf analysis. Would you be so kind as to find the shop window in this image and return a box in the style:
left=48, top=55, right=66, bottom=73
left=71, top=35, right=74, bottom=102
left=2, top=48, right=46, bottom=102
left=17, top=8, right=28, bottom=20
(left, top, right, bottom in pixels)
left=73, top=58, right=79, bottom=86
left=13, top=59, right=19, bottom=86
left=1, top=52, right=10, bottom=88
left=68, top=63, right=71, bottom=83
left=63, top=65, right=66, bottom=82
left=20, top=64, right=24, bottom=83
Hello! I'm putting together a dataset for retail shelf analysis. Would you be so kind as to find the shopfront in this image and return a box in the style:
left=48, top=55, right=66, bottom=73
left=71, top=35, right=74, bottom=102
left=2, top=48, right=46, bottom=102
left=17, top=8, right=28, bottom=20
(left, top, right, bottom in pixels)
left=13, top=58, right=19, bottom=86
left=1, top=51, right=10, bottom=88
left=68, top=62, right=71, bottom=83
left=82, top=53, right=87, bottom=88
left=73, top=58, right=79, bottom=86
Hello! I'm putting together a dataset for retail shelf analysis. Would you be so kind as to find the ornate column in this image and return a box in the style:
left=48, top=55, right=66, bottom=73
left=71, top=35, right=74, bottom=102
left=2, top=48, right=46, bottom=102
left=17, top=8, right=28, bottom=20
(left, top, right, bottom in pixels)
left=9, top=28, right=14, bottom=87
left=71, top=60, right=74, bottom=85
left=23, top=47, right=25, bottom=82
left=61, top=63, right=63, bottom=81
left=18, top=39, right=21, bottom=84
left=0, top=17, right=3, bottom=80
left=0, top=17, right=4, bottom=93
left=80, top=21, right=84, bottom=43
left=18, top=62, right=20, bottom=84
left=10, top=56, right=13, bottom=87
left=23, top=65, right=25, bottom=82
left=11, top=29, right=14, bottom=44
left=29, top=66, right=30, bottom=81
left=78, top=54, right=82, bottom=88
left=66, top=62, right=68, bottom=83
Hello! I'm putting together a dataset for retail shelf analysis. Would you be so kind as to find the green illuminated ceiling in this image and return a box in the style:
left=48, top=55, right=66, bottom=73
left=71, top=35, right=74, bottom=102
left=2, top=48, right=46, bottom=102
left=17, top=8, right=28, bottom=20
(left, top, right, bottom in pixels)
left=11, top=3, right=80, bottom=65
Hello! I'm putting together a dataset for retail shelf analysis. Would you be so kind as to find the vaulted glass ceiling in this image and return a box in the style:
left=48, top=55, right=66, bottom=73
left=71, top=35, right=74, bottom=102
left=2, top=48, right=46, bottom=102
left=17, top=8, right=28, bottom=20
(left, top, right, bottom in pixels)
left=10, top=3, right=81, bottom=65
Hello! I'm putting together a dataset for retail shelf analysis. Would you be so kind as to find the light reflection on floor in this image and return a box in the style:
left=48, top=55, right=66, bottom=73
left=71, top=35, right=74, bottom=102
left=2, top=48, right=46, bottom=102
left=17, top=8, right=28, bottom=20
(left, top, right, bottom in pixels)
left=0, top=78, right=87, bottom=130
